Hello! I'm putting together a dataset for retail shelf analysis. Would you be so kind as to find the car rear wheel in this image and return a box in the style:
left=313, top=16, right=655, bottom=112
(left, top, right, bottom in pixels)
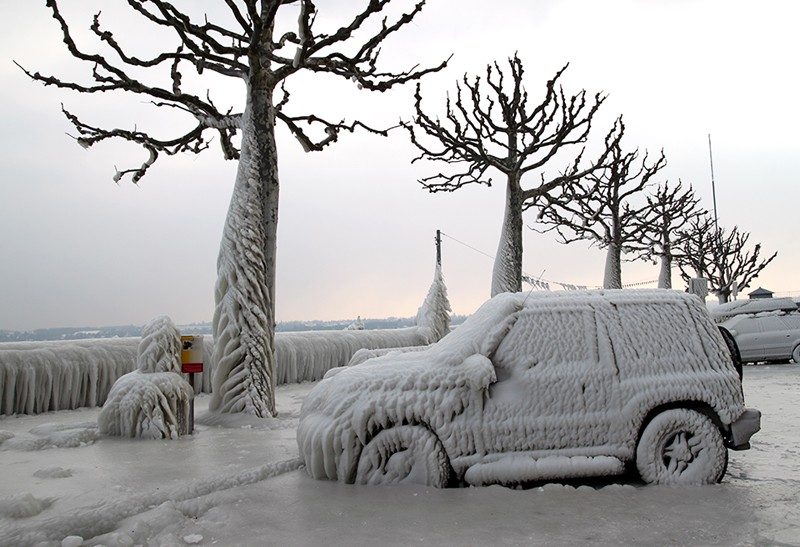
left=355, top=425, right=451, bottom=487
left=636, top=409, right=727, bottom=485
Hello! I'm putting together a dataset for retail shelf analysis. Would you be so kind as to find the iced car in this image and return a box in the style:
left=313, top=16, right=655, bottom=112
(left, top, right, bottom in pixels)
left=298, top=291, right=761, bottom=487
left=721, top=312, right=800, bottom=364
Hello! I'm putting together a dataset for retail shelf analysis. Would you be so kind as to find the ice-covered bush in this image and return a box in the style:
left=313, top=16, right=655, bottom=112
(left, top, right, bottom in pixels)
left=99, top=315, right=192, bottom=439
left=98, top=371, right=193, bottom=439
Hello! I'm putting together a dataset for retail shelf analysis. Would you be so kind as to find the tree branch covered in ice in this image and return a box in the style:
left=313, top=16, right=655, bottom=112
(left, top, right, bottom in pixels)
left=404, top=55, right=618, bottom=295
left=627, top=181, right=702, bottom=289
left=677, top=218, right=777, bottom=303
left=532, top=123, right=666, bottom=289
left=22, top=0, right=446, bottom=417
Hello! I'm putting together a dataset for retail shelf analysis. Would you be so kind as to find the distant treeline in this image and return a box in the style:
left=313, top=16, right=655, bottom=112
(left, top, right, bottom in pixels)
left=0, top=314, right=469, bottom=342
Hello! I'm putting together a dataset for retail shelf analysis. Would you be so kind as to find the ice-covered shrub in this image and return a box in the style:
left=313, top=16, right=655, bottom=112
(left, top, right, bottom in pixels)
left=99, top=315, right=192, bottom=439
left=136, top=316, right=182, bottom=373
left=98, top=371, right=193, bottom=439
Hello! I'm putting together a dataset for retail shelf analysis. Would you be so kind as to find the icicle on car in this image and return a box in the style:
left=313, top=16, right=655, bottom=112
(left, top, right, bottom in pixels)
left=297, top=290, right=761, bottom=487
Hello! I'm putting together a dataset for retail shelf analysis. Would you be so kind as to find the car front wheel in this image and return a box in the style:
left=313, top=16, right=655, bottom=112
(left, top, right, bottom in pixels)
left=636, top=408, right=728, bottom=485
left=792, top=343, right=800, bottom=364
left=355, top=425, right=451, bottom=487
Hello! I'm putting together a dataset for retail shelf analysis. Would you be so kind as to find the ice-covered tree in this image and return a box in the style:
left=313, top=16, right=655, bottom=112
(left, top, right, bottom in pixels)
left=415, top=262, right=452, bottom=342
left=678, top=221, right=777, bottom=303
left=19, top=1, right=445, bottom=417
left=534, top=123, right=666, bottom=289
left=405, top=55, right=616, bottom=296
left=628, top=181, right=702, bottom=289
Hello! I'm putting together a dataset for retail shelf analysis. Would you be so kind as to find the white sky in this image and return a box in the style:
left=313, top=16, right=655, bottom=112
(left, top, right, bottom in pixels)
left=1, top=0, right=798, bottom=330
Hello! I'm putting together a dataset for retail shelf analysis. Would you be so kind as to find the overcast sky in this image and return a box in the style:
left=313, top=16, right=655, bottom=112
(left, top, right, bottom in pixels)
left=1, top=0, right=798, bottom=330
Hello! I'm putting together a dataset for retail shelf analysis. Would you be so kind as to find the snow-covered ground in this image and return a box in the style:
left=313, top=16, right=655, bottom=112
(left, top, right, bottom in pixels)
left=1, top=366, right=799, bottom=545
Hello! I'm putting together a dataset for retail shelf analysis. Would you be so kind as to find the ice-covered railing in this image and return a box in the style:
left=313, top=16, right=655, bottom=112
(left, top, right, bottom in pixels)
left=0, top=338, right=213, bottom=416
left=0, top=264, right=452, bottom=414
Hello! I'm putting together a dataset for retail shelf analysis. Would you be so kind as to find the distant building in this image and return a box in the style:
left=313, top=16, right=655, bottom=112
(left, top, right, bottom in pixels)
left=748, top=287, right=774, bottom=300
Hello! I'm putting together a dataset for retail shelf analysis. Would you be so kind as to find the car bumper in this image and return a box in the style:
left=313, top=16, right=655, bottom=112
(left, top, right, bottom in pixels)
left=728, top=408, right=761, bottom=450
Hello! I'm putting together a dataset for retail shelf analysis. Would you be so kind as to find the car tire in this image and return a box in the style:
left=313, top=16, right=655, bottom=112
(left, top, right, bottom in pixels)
left=793, top=344, right=800, bottom=365
left=636, top=409, right=728, bottom=485
left=355, top=425, right=451, bottom=487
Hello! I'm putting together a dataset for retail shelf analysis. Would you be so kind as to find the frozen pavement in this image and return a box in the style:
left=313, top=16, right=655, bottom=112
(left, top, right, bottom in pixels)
left=0, top=366, right=799, bottom=545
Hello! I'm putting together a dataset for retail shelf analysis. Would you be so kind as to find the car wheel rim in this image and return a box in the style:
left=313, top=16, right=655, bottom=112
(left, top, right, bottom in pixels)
left=662, top=431, right=704, bottom=477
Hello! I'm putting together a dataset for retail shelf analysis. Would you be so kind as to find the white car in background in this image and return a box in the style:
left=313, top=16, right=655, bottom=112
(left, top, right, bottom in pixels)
left=722, top=312, right=800, bottom=364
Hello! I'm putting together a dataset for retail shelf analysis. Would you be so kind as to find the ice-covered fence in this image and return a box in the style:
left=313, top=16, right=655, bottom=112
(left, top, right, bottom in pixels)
left=0, top=338, right=214, bottom=416
left=275, top=328, right=428, bottom=384
left=0, top=262, right=452, bottom=415
left=0, top=338, right=138, bottom=415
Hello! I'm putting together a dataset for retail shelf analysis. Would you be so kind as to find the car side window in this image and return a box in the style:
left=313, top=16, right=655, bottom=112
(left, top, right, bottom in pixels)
left=615, top=302, right=704, bottom=374
left=492, top=308, right=598, bottom=373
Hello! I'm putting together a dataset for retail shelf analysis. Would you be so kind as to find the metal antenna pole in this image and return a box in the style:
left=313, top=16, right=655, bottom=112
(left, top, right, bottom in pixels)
left=435, top=229, right=442, bottom=267
left=708, top=134, right=719, bottom=233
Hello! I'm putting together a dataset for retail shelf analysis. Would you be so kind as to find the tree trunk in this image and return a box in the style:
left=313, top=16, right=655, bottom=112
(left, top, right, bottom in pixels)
left=603, top=242, right=622, bottom=289
left=209, top=79, right=279, bottom=417
left=658, top=239, right=672, bottom=289
left=657, top=255, right=672, bottom=289
left=717, top=291, right=730, bottom=304
left=491, top=173, right=523, bottom=296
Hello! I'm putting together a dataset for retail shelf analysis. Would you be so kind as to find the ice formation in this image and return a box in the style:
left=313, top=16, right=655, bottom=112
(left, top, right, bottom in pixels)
left=99, top=317, right=194, bottom=439
left=98, top=371, right=193, bottom=439
left=415, top=263, right=452, bottom=342
left=210, top=101, right=277, bottom=418
left=0, top=336, right=213, bottom=416
left=0, top=493, right=55, bottom=519
left=0, top=422, right=98, bottom=451
left=710, top=297, right=798, bottom=323
left=298, top=290, right=748, bottom=487
left=275, top=328, right=427, bottom=384
left=1, top=265, right=452, bottom=415
left=136, top=315, right=182, bottom=373
left=0, top=338, right=139, bottom=415
left=347, top=345, right=429, bottom=368
left=212, top=259, right=454, bottom=411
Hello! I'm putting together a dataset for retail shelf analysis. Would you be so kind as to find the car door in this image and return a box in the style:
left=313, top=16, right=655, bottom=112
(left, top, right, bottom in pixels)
left=729, top=316, right=764, bottom=362
left=479, top=303, right=621, bottom=455
left=760, top=315, right=799, bottom=359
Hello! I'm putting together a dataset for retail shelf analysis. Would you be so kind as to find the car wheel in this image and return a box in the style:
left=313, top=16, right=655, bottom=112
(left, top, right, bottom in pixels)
left=793, top=344, right=800, bottom=364
left=355, top=425, right=451, bottom=487
left=636, top=409, right=727, bottom=485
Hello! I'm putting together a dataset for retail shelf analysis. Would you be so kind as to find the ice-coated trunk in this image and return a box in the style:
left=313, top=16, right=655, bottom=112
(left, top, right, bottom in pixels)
left=491, top=173, right=523, bottom=296
left=717, top=291, right=730, bottom=304
left=657, top=254, right=672, bottom=289
left=603, top=241, right=622, bottom=289
left=209, top=80, right=279, bottom=417
left=658, top=236, right=672, bottom=289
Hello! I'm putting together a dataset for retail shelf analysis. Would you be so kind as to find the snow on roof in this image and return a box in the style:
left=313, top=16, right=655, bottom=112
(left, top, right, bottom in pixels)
left=710, top=297, right=797, bottom=323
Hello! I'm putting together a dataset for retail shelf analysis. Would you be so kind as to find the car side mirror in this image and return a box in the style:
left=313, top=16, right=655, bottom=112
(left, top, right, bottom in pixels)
left=461, top=354, right=496, bottom=389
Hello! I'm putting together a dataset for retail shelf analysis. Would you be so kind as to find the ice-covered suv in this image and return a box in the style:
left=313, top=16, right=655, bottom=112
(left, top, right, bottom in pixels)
left=298, top=290, right=761, bottom=487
